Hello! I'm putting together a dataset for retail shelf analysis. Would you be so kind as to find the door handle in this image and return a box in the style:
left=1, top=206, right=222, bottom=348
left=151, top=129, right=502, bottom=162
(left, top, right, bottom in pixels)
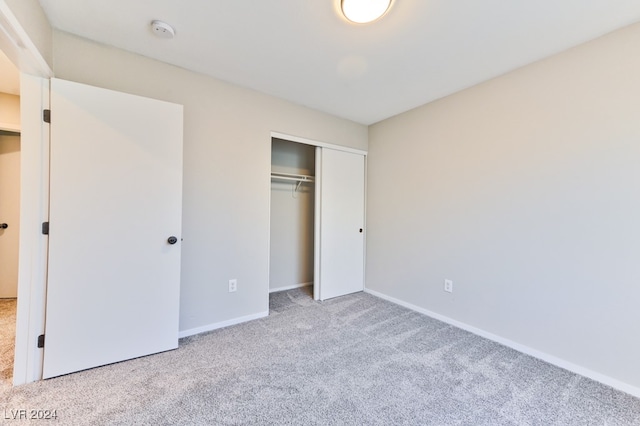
left=0, top=223, right=7, bottom=229
left=167, top=236, right=178, bottom=245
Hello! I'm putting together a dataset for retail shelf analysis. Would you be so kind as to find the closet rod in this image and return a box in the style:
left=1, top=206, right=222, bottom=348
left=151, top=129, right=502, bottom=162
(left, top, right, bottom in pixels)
left=270, top=172, right=315, bottom=183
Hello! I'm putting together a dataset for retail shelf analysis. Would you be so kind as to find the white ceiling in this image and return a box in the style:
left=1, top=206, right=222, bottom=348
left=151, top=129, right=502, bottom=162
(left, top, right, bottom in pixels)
left=0, top=49, right=20, bottom=95
left=38, top=0, right=640, bottom=125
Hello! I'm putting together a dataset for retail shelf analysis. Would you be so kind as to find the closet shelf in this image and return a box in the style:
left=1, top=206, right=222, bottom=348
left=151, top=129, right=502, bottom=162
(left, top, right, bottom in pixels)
left=271, top=172, right=315, bottom=192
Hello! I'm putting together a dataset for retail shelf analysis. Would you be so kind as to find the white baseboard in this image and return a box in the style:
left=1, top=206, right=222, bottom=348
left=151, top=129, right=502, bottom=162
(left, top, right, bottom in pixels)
left=178, top=311, right=269, bottom=339
left=269, top=282, right=313, bottom=293
left=364, top=288, right=640, bottom=398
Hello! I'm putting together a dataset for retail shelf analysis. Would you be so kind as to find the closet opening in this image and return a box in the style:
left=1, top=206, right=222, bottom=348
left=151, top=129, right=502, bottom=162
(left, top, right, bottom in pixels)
left=269, top=138, right=316, bottom=303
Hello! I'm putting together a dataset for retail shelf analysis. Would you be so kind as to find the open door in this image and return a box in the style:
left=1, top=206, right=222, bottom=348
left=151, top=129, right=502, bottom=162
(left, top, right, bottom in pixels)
left=42, top=78, right=183, bottom=379
left=317, top=148, right=365, bottom=301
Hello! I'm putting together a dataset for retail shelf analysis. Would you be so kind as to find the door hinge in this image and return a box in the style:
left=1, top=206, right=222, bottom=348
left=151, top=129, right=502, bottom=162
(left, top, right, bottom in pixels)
left=42, top=222, right=49, bottom=235
left=37, top=334, right=45, bottom=348
left=43, top=109, right=51, bottom=123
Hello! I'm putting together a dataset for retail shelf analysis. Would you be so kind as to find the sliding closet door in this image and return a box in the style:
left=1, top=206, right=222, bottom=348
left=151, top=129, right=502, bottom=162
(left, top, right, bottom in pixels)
left=318, top=148, right=365, bottom=300
left=43, top=78, right=183, bottom=378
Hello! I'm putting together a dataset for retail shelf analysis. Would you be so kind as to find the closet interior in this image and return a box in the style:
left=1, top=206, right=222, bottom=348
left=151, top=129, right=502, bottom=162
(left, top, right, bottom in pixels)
left=269, top=138, right=315, bottom=295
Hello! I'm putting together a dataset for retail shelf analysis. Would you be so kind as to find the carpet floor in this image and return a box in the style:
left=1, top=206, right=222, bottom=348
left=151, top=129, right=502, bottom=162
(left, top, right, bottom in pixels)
left=1, top=289, right=639, bottom=425
left=0, top=298, right=17, bottom=383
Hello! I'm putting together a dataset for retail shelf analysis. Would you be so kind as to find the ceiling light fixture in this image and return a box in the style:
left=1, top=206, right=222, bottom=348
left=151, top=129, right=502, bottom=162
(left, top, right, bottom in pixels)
left=150, top=20, right=175, bottom=39
left=341, top=0, right=392, bottom=24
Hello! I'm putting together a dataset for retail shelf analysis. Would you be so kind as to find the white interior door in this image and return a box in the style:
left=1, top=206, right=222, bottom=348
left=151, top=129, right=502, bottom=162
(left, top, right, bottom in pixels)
left=318, top=148, right=365, bottom=300
left=0, top=132, right=20, bottom=298
left=43, top=78, right=183, bottom=379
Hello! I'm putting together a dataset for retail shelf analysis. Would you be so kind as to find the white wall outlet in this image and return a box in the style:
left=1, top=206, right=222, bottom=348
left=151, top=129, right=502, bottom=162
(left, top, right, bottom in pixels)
left=228, top=279, right=237, bottom=293
left=444, top=279, right=453, bottom=293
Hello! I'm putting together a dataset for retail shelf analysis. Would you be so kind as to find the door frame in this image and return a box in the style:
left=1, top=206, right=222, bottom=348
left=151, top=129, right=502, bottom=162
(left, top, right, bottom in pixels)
left=268, top=131, right=367, bottom=302
left=13, top=74, right=49, bottom=386
left=0, top=4, right=53, bottom=385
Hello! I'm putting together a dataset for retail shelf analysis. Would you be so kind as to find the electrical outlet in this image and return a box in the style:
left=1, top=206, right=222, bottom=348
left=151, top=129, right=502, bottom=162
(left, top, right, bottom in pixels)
left=228, top=279, right=237, bottom=293
left=444, top=279, right=453, bottom=293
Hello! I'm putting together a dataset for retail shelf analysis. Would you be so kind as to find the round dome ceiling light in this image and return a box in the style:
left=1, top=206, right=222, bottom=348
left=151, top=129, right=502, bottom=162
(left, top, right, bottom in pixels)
left=341, top=0, right=392, bottom=24
left=151, top=20, right=175, bottom=39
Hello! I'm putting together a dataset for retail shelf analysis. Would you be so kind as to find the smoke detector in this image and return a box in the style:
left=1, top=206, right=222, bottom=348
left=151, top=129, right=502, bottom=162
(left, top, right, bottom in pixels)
left=151, top=20, right=175, bottom=39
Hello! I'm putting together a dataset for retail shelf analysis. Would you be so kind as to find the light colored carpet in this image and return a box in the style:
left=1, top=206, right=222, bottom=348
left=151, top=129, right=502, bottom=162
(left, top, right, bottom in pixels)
left=1, top=289, right=639, bottom=425
left=0, top=298, right=17, bottom=383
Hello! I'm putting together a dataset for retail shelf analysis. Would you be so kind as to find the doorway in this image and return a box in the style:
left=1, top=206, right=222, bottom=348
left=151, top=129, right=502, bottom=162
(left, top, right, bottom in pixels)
left=268, top=132, right=367, bottom=304
left=269, top=138, right=316, bottom=302
left=0, top=131, right=20, bottom=298
left=0, top=48, right=21, bottom=385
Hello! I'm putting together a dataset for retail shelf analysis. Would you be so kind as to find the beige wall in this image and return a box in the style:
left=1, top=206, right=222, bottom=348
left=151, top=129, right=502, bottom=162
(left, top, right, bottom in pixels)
left=0, top=132, right=20, bottom=297
left=52, top=31, right=367, bottom=333
left=0, top=92, right=20, bottom=297
left=366, top=22, right=640, bottom=391
left=0, top=92, right=20, bottom=130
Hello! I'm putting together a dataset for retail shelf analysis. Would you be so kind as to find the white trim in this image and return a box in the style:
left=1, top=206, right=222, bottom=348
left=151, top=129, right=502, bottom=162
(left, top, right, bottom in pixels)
left=0, top=1, right=53, bottom=78
left=178, top=311, right=269, bottom=339
left=313, top=146, right=321, bottom=301
left=364, top=288, right=640, bottom=398
left=266, top=145, right=272, bottom=312
left=362, top=156, right=368, bottom=300
left=269, top=282, right=313, bottom=293
left=13, top=74, right=49, bottom=386
left=271, top=131, right=367, bottom=156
